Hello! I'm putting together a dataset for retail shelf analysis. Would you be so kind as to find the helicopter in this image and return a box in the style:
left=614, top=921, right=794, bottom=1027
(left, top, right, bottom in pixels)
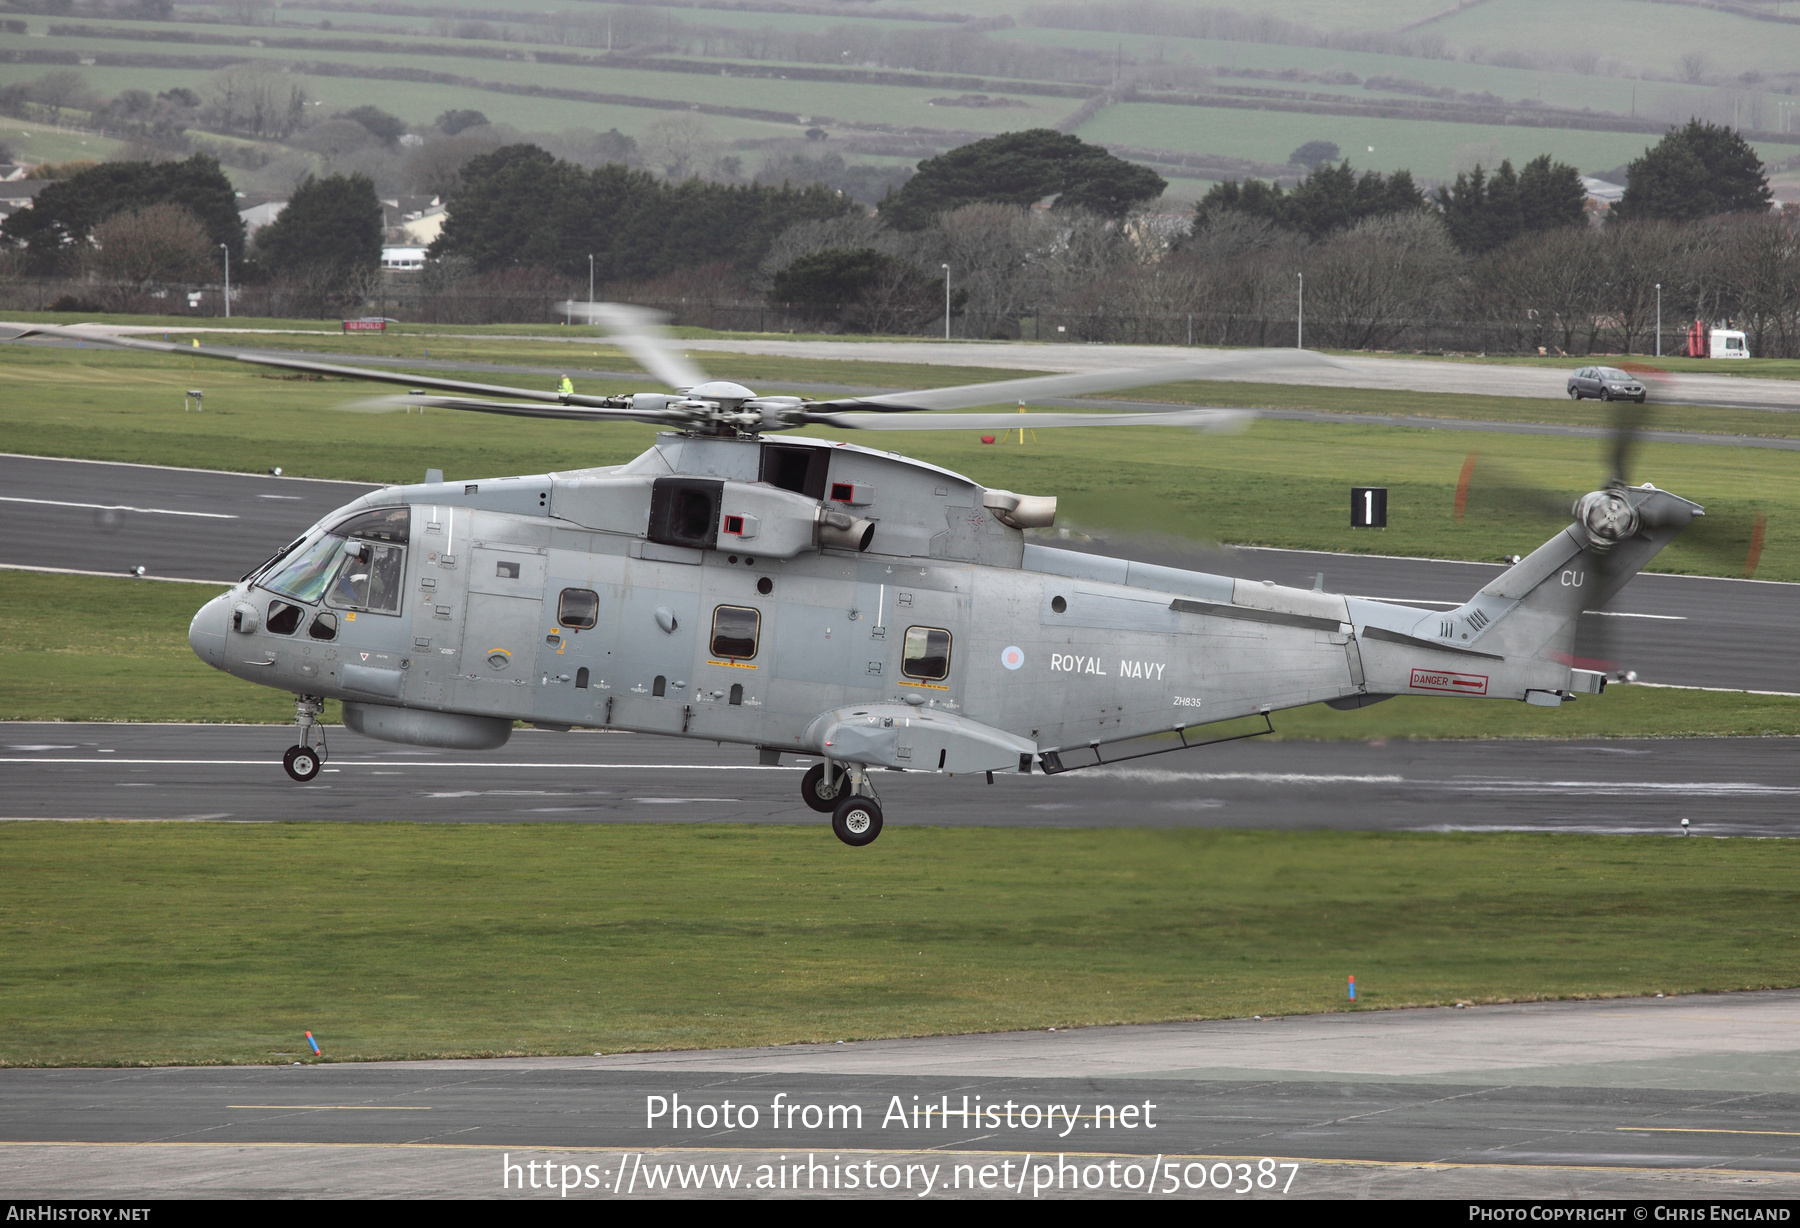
left=7, top=309, right=1709, bottom=846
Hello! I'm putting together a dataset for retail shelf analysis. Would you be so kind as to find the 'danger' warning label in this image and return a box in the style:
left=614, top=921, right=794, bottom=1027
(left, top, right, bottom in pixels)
left=1409, top=668, right=1488, bottom=695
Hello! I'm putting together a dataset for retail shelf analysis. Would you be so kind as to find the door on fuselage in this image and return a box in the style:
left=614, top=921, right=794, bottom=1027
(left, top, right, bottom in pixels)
left=456, top=545, right=545, bottom=716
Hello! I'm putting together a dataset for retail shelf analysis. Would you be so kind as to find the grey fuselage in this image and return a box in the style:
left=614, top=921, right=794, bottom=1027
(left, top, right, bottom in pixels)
left=189, top=433, right=1685, bottom=774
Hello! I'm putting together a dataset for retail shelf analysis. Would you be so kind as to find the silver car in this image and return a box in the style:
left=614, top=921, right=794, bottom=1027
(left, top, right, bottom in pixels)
left=1567, top=366, right=1647, bottom=403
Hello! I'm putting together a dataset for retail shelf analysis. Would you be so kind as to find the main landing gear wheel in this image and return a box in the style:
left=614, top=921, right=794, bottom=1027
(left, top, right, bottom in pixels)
left=832, top=794, right=883, bottom=847
left=801, top=762, right=849, bottom=813
left=283, top=745, right=321, bottom=782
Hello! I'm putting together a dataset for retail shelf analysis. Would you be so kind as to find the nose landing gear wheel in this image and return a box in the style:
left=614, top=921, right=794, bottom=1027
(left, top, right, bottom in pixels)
left=831, top=795, right=883, bottom=846
left=801, top=762, right=849, bottom=813
left=283, top=745, right=321, bottom=782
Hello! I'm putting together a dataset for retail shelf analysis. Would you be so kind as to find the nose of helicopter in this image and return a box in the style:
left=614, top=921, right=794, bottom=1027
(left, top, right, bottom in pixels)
left=189, top=592, right=231, bottom=671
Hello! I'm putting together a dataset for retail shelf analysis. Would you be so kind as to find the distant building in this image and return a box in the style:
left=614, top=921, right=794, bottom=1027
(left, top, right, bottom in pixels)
left=1581, top=176, right=1625, bottom=221
left=380, top=245, right=428, bottom=271
left=239, top=199, right=287, bottom=238
left=0, top=178, right=52, bottom=222
left=380, top=194, right=446, bottom=245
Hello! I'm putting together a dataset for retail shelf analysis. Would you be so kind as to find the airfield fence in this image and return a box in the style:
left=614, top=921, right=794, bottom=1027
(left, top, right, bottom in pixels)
left=7, top=275, right=1789, bottom=359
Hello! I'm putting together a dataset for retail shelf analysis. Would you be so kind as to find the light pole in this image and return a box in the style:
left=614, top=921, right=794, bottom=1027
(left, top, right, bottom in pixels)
left=1296, top=271, right=1303, bottom=349
left=588, top=253, right=594, bottom=305
left=941, top=264, right=950, bottom=341
left=1655, top=283, right=1662, bottom=358
left=220, top=244, right=230, bottom=319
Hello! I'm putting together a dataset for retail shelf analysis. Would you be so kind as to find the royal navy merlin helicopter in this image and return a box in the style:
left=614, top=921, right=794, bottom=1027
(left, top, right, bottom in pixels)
left=10, top=310, right=1709, bottom=846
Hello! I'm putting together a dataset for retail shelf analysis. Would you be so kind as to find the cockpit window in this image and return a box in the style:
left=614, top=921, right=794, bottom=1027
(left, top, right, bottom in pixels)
left=263, top=534, right=347, bottom=604
left=262, top=511, right=408, bottom=613
left=325, top=542, right=405, bottom=614
left=332, top=506, right=410, bottom=544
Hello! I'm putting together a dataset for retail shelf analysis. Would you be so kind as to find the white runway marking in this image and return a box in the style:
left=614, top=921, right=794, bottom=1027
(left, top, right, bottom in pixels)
left=0, top=758, right=800, bottom=770
left=0, top=496, right=236, bottom=519
left=1091, top=768, right=1404, bottom=785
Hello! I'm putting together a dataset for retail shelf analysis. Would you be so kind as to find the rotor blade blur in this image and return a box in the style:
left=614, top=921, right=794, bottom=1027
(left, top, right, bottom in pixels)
left=803, top=354, right=1335, bottom=414
left=803, top=407, right=1252, bottom=432
left=1, top=322, right=627, bottom=406
left=391, top=395, right=695, bottom=424
left=1460, top=459, right=1579, bottom=523
left=1609, top=400, right=1650, bottom=486
left=564, top=302, right=709, bottom=391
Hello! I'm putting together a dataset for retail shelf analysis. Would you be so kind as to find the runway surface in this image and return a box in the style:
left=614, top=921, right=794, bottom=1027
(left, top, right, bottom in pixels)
left=49, top=325, right=1800, bottom=414
left=3, top=723, right=1794, bottom=835
left=7, top=992, right=1800, bottom=1197
left=678, top=337, right=1800, bottom=414
left=0, top=453, right=375, bottom=584
left=3, top=454, right=1791, bottom=693
left=19, top=329, right=1800, bottom=453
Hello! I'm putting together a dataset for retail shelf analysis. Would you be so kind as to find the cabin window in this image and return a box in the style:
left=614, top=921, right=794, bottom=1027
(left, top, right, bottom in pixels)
left=710, top=605, right=760, bottom=659
left=575, top=667, right=590, bottom=690
left=653, top=675, right=667, bottom=697
left=266, top=600, right=303, bottom=636
left=729, top=683, right=743, bottom=706
left=559, top=588, right=599, bottom=629
left=308, top=612, right=338, bottom=641
left=902, top=626, right=951, bottom=680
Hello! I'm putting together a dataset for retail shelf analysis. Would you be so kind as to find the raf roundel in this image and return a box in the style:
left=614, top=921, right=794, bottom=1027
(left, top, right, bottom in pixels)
left=1000, top=645, right=1025, bottom=671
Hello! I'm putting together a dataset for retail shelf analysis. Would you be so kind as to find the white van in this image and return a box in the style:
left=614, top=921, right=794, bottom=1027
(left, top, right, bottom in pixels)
left=1710, top=329, right=1749, bottom=359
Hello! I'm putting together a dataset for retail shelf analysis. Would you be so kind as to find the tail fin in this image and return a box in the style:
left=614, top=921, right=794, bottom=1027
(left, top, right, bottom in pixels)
left=1351, top=484, right=1700, bottom=704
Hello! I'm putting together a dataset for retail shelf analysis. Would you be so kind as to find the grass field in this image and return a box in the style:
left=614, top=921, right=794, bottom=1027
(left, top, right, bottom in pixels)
left=5, top=0, right=1796, bottom=195
left=6, top=570, right=1795, bottom=735
left=1081, top=102, right=1700, bottom=183
left=3, top=821, right=1798, bottom=1067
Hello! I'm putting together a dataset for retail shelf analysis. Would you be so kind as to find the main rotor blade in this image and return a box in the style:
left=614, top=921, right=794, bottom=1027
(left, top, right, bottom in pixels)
left=563, top=302, right=709, bottom=392
left=803, top=407, right=1251, bottom=431
left=807, top=362, right=1222, bottom=414
left=0, top=322, right=631, bottom=407
left=365, top=394, right=694, bottom=425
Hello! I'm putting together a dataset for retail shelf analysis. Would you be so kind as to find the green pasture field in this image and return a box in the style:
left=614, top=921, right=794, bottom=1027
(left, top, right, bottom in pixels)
left=0, top=29, right=1068, bottom=134
left=1, top=335, right=1793, bottom=578
left=0, top=115, right=120, bottom=165
left=1080, top=102, right=1715, bottom=184
left=4, top=819, right=1799, bottom=1066
left=1431, top=0, right=1800, bottom=81
left=1002, top=24, right=1733, bottom=126
left=5, top=569, right=1795, bottom=735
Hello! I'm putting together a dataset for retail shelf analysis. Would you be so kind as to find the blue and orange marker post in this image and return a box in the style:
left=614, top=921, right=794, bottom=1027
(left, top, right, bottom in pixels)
left=1347, top=976, right=1356, bottom=1002
left=305, top=1031, right=321, bottom=1056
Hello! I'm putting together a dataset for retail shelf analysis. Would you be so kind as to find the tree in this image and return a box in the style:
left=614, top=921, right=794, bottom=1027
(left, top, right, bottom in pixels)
left=1517, top=154, right=1587, bottom=234
left=1438, top=155, right=1587, bottom=255
left=1303, top=212, right=1463, bottom=350
left=431, top=144, right=858, bottom=280
left=879, top=129, right=1164, bottom=231
left=1289, top=140, right=1340, bottom=170
left=27, top=70, right=89, bottom=123
left=254, top=172, right=382, bottom=279
left=206, top=65, right=308, bottom=139
left=342, top=105, right=407, bottom=146
left=1612, top=119, right=1771, bottom=222
left=770, top=247, right=934, bottom=332
left=1195, top=162, right=1425, bottom=242
left=0, top=154, right=242, bottom=274
left=91, top=203, right=215, bottom=300
left=435, top=109, right=489, bottom=135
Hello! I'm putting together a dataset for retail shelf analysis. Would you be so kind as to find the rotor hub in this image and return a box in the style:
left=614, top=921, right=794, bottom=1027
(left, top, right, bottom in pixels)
left=1573, top=488, right=1640, bottom=550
